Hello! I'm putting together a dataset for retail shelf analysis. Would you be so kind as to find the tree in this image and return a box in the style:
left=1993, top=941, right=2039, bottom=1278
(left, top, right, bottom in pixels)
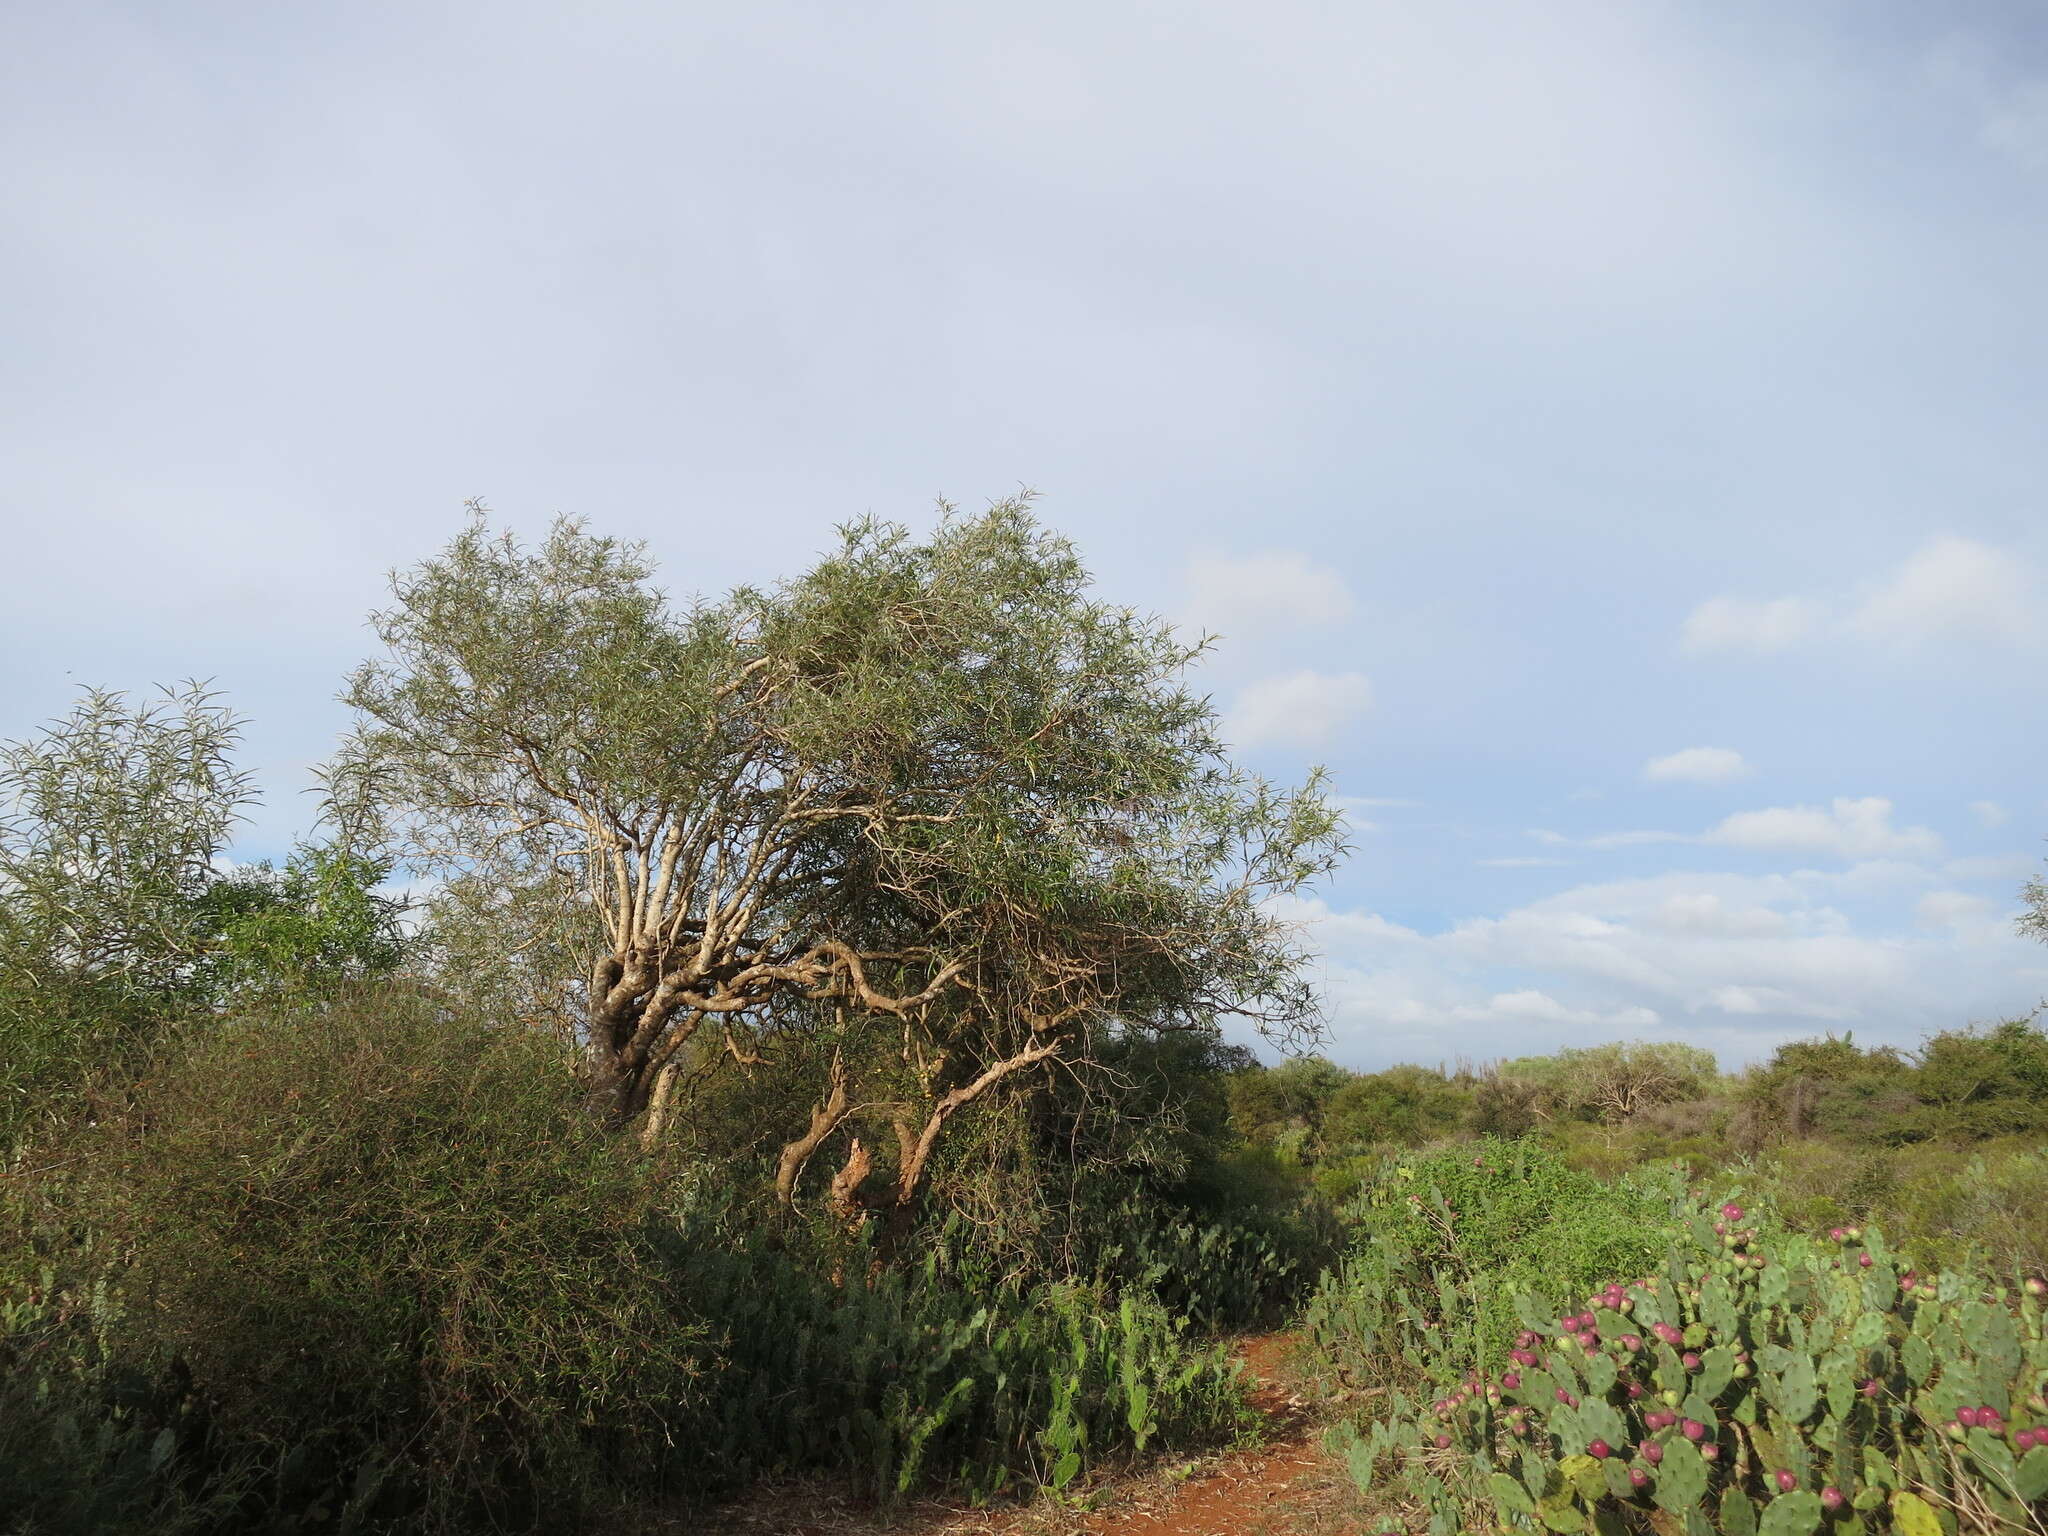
left=334, top=499, right=1345, bottom=1220
left=1551, top=1041, right=1717, bottom=1123
left=196, top=842, right=411, bottom=1006
left=0, top=684, right=253, bottom=1003
left=1489, top=1041, right=1717, bottom=1126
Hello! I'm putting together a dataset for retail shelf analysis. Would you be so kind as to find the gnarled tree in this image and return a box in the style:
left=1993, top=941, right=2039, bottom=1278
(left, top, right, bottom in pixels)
left=335, top=498, right=1344, bottom=1216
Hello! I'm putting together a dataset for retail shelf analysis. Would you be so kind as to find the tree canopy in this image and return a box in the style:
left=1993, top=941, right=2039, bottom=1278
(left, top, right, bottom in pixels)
left=336, top=498, right=1345, bottom=1215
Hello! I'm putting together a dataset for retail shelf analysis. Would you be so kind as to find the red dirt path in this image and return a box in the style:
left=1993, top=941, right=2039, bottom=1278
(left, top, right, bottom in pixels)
left=1061, top=1332, right=1324, bottom=1536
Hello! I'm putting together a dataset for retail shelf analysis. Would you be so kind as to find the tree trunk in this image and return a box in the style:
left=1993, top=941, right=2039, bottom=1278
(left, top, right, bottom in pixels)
left=890, top=1038, right=1061, bottom=1221
left=775, top=1055, right=853, bottom=1204
left=638, top=1061, right=681, bottom=1151
left=826, top=1137, right=873, bottom=1220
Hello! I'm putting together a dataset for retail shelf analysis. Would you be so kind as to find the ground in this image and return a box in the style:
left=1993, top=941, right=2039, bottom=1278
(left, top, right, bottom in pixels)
left=674, top=1333, right=1366, bottom=1536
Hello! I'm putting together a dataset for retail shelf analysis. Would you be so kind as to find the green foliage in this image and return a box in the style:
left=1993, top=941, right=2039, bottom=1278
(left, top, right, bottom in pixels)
left=0, top=688, right=407, bottom=1148
left=19, top=988, right=703, bottom=1531
left=193, top=842, right=410, bottom=1006
left=1320, top=1191, right=2048, bottom=1535
left=1530, top=1041, right=1721, bottom=1125
left=1737, top=1023, right=2048, bottom=1148
left=2021, top=863, right=2047, bottom=949
left=1747, top=1139, right=2048, bottom=1282
left=0, top=685, right=257, bottom=1145
left=2, top=983, right=1265, bottom=1531
left=658, top=1216, right=1249, bottom=1505
left=0, top=1261, right=255, bottom=1535
left=0, top=683, right=254, bottom=1003
left=1309, top=1139, right=1683, bottom=1373
left=335, top=500, right=1346, bottom=1141
left=1076, top=1195, right=1338, bottom=1332
left=1323, top=1065, right=1472, bottom=1159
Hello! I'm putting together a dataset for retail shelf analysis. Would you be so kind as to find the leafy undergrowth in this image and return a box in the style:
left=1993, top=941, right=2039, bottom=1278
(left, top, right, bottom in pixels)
left=674, top=1332, right=1364, bottom=1536
left=1310, top=1145, right=2048, bottom=1535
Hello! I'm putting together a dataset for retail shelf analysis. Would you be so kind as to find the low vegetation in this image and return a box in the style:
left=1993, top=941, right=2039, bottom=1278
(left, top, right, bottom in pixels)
left=3, top=504, right=2043, bottom=1533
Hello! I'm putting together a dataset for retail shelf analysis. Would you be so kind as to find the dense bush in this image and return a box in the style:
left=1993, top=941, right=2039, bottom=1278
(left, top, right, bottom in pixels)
left=1305, top=1140, right=1685, bottom=1377
left=0, top=1255, right=256, bottom=1536
left=1, top=985, right=1277, bottom=1531
left=1747, top=1140, right=2048, bottom=1283
left=1321, top=1192, right=2048, bottom=1535
left=5, top=989, right=704, bottom=1531
left=663, top=1222, right=1249, bottom=1504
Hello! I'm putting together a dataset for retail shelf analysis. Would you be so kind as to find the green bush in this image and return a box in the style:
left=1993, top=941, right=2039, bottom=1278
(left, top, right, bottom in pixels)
left=1309, top=1139, right=1683, bottom=1374
left=17, top=988, right=702, bottom=1532
left=660, top=1218, right=1249, bottom=1505
left=1325, top=1191, right=2048, bottom=1535
left=0, top=1258, right=256, bottom=1536
left=1752, top=1140, right=2048, bottom=1283
left=3, top=985, right=1263, bottom=1531
left=1071, top=1195, right=1337, bottom=1332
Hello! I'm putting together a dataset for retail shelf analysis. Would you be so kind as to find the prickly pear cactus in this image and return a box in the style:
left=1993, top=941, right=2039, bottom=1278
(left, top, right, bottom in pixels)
left=1356, top=1193, right=2048, bottom=1533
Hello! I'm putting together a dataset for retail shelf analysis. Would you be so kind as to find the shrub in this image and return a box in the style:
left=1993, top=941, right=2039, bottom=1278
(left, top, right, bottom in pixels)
left=659, top=1219, right=1250, bottom=1505
left=1755, top=1140, right=2048, bottom=1283
left=5, top=985, right=1263, bottom=1530
left=0, top=1256, right=254, bottom=1536
left=1327, top=1193, right=2048, bottom=1535
left=1307, top=1139, right=1683, bottom=1376
left=38, top=987, right=702, bottom=1531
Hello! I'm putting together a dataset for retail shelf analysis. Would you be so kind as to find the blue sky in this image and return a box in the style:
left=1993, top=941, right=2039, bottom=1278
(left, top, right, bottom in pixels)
left=4, top=1, right=2045, bottom=1069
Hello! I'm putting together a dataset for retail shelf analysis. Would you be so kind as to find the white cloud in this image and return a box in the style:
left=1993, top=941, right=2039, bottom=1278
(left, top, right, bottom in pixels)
left=1946, top=853, right=2038, bottom=883
left=1708, top=984, right=1827, bottom=1017
left=1452, top=990, right=1662, bottom=1030
left=1331, top=795, right=1422, bottom=834
left=1680, top=595, right=1824, bottom=656
left=1970, top=800, right=2010, bottom=828
left=1916, top=890, right=1993, bottom=930
left=1645, top=891, right=1788, bottom=938
left=1643, top=746, right=1753, bottom=785
left=1267, top=863, right=2044, bottom=1069
left=1183, top=550, right=1355, bottom=641
left=1224, top=670, right=1371, bottom=749
left=1330, top=797, right=1381, bottom=834
left=1846, top=536, right=2033, bottom=649
left=1478, top=856, right=1570, bottom=868
left=1537, top=799, right=1942, bottom=863
left=1684, top=539, right=2038, bottom=662
left=1705, top=797, right=1942, bottom=861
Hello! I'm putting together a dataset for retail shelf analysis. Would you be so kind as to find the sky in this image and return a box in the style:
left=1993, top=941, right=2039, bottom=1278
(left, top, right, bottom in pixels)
left=4, top=0, right=2045, bottom=1071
